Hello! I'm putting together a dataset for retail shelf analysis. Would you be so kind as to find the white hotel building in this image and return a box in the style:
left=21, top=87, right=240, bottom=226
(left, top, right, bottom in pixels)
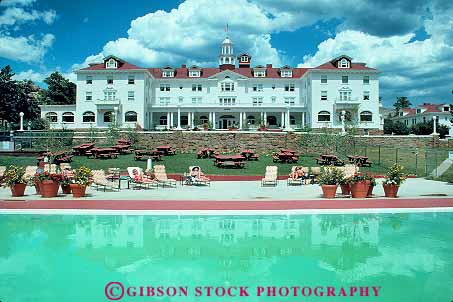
left=40, top=36, right=382, bottom=132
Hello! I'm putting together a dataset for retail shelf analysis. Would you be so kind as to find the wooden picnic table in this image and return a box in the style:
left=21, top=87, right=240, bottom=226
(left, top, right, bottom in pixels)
left=112, top=144, right=131, bottom=154
left=134, top=150, right=162, bottom=161
left=348, top=155, right=372, bottom=167
left=273, top=152, right=299, bottom=163
left=316, top=154, right=345, bottom=166
left=91, top=148, right=118, bottom=159
left=281, top=149, right=296, bottom=154
left=214, top=155, right=246, bottom=168
left=241, top=149, right=259, bottom=161
left=117, top=139, right=131, bottom=145
left=72, top=143, right=95, bottom=156
left=156, top=145, right=176, bottom=155
left=197, top=148, right=217, bottom=159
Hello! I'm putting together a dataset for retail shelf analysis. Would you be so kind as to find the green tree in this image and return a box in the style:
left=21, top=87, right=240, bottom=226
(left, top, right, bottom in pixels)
left=0, top=65, right=17, bottom=123
left=40, top=72, right=76, bottom=105
left=410, top=121, right=449, bottom=138
left=393, top=96, right=412, bottom=114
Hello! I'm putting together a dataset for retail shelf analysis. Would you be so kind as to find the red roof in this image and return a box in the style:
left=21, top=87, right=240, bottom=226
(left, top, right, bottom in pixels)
left=314, top=62, right=376, bottom=70
left=402, top=103, right=448, bottom=117
left=80, top=62, right=144, bottom=71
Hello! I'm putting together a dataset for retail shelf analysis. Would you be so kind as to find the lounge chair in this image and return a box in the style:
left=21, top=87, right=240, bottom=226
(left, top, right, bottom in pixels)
left=127, top=167, right=157, bottom=189
left=339, top=164, right=359, bottom=178
left=152, top=165, right=177, bottom=188
left=92, top=170, right=119, bottom=191
left=184, top=166, right=211, bottom=186
left=261, top=166, right=278, bottom=186
left=287, top=166, right=308, bottom=186
left=0, top=166, right=6, bottom=181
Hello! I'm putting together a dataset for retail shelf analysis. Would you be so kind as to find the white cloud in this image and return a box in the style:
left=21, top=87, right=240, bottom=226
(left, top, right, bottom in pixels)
left=13, top=69, right=47, bottom=82
left=0, top=33, right=55, bottom=63
left=0, top=7, right=56, bottom=28
left=0, top=0, right=36, bottom=7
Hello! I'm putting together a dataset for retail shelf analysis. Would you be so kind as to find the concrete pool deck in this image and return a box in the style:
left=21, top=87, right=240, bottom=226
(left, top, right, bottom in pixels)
left=1, top=178, right=453, bottom=211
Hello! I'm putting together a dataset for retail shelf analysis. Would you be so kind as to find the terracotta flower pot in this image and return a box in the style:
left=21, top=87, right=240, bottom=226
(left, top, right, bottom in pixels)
left=70, top=184, right=87, bottom=198
left=367, top=185, right=374, bottom=197
left=321, top=184, right=337, bottom=198
left=340, top=184, right=351, bottom=195
left=10, top=183, right=26, bottom=197
left=61, top=184, right=71, bottom=194
left=350, top=181, right=369, bottom=198
left=40, top=180, right=59, bottom=198
left=383, top=184, right=399, bottom=198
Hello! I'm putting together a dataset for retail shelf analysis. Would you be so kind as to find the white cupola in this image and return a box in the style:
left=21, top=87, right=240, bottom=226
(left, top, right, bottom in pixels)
left=219, top=34, right=235, bottom=70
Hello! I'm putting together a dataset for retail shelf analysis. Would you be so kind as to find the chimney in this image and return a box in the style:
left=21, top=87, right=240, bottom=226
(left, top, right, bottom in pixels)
left=266, top=64, right=273, bottom=68
left=181, top=64, right=187, bottom=68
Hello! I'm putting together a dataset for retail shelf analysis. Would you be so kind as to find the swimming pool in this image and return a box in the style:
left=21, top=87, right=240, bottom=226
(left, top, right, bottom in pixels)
left=1, top=212, right=452, bottom=301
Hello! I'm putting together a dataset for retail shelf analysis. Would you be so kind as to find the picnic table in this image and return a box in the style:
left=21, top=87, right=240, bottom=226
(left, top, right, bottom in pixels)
left=134, top=150, right=162, bottom=161
left=272, top=150, right=299, bottom=163
left=36, top=151, right=73, bottom=164
left=117, top=139, right=131, bottom=146
left=348, top=155, right=372, bottom=167
left=90, top=148, right=119, bottom=159
left=197, top=148, right=218, bottom=159
left=72, top=143, right=95, bottom=156
left=315, top=154, right=345, bottom=166
left=214, top=155, right=246, bottom=168
left=240, top=149, right=259, bottom=161
left=156, top=145, right=176, bottom=156
left=112, top=144, right=131, bottom=154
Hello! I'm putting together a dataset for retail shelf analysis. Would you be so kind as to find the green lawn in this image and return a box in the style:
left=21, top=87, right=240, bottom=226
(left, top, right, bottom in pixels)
left=0, top=147, right=447, bottom=176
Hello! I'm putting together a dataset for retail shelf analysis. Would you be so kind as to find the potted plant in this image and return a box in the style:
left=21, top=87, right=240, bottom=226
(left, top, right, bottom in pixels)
left=69, top=166, right=93, bottom=198
left=36, top=171, right=62, bottom=198
left=318, top=167, right=344, bottom=198
left=383, top=164, right=407, bottom=198
left=339, top=177, right=350, bottom=195
left=2, top=165, right=28, bottom=197
left=60, top=174, right=72, bottom=194
left=366, top=174, right=376, bottom=197
left=349, top=172, right=369, bottom=198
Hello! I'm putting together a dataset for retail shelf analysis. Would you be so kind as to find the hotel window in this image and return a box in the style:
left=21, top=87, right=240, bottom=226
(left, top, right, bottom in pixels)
left=159, top=97, right=170, bottom=106
left=360, top=111, right=372, bottom=122
left=128, top=91, right=135, bottom=101
left=252, top=97, right=263, bottom=106
left=240, top=56, right=248, bottom=62
left=290, top=115, right=296, bottom=125
left=45, top=112, right=58, bottom=123
left=271, top=96, right=276, bottom=103
left=254, top=71, right=266, bottom=77
left=189, top=71, right=200, bottom=77
left=178, top=96, right=183, bottom=103
left=107, top=76, right=113, bottom=84
left=444, top=106, right=450, bottom=112
left=106, top=58, right=117, bottom=69
left=321, top=91, right=327, bottom=101
left=128, top=75, right=135, bottom=84
left=339, top=91, right=351, bottom=101
left=219, top=97, right=236, bottom=106
left=159, top=115, right=167, bottom=125
left=192, top=97, right=202, bottom=104
left=160, top=84, right=170, bottom=91
left=321, top=75, right=327, bottom=84
left=284, top=84, right=295, bottom=92
left=280, top=70, right=292, bottom=77
left=363, top=76, right=370, bottom=85
left=162, top=71, right=174, bottom=77
left=284, top=97, right=295, bottom=106
left=252, top=84, right=263, bottom=92
left=62, top=112, right=74, bottom=123
left=363, top=91, right=370, bottom=101
left=342, top=76, right=348, bottom=84
left=82, top=111, right=95, bottom=123
left=85, top=91, right=92, bottom=101
left=125, top=111, right=137, bottom=122
left=318, top=111, right=331, bottom=122
left=339, top=58, right=350, bottom=68
left=423, top=116, right=426, bottom=123
left=104, top=90, right=116, bottom=100
left=221, top=82, right=234, bottom=91
left=247, top=115, right=255, bottom=125
left=192, top=84, right=202, bottom=91
left=86, top=76, right=92, bottom=84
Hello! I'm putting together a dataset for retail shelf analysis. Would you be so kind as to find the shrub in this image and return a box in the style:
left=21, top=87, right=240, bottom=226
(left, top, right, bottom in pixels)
left=318, top=167, right=345, bottom=185
left=383, top=164, right=407, bottom=185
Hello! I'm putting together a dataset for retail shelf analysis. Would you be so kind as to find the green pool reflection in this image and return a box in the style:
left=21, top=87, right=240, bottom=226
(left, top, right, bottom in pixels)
left=1, top=213, right=453, bottom=301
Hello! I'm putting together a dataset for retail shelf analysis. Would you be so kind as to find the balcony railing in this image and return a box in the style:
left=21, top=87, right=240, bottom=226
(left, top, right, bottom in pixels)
left=94, top=98, right=121, bottom=106
left=334, top=97, right=361, bottom=105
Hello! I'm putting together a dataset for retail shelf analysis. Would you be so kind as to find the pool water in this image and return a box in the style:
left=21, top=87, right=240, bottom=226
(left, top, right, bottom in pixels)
left=1, top=212, right=453, bottom=302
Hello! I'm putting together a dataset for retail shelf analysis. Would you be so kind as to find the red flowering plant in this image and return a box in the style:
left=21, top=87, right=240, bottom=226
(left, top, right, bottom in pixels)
left=35, top=171, right=64, bottom=183
left=347, top=172, right=368, bottom=184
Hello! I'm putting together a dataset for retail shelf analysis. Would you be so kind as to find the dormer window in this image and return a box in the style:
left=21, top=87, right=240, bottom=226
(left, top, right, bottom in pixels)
left=106, top=58, right=117, bottom=69
left=240, top=56, right=248, bottom=63
left=162, top=71, right=174, bottom=78
left=280, top=70, right=292, bottom=77
left=443, top=106, right=450, bottom=112
left=189, top=70, right=200, bottom=77
left=338, top=58, right=350, bottom=68
left=416, top=108, right=421, bottom=114
left=254, top=71, right=266, bottom=77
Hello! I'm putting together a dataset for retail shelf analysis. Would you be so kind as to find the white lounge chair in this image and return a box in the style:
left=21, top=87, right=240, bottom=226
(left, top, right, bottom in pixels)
left=127, top=167, right=157, bottom=189
left=153, top=165, right=177, bottom=188
left=92, top=170, right=119, bottom=191
left=184, top=166, right=211, bottom=186
left=262, top=166, right=278, bottom=186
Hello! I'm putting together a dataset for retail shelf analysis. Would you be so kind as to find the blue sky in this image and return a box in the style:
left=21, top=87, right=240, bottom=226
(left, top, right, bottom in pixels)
left=1, top=0, right=453, bottom=107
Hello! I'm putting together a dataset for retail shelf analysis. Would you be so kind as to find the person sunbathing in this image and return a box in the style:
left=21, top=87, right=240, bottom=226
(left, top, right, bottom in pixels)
left=290, top=166, right=305, bottom=180
left=132, top=168, right=154, bottom=183
left=189, top=166, right=209, bottom=182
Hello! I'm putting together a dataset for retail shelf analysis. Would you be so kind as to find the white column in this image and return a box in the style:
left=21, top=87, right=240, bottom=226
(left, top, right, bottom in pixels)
left=212, top=112, right=216, bottom=129
left=433, top=116, right=438, bottom=135
left=191, top=112, right=195, bottom=128
left=341, top=110, right=346, bottom=134
left=177, top=106, right=182, bottom=130
left=209, top=112, right=212, bottom=124
left=171, top=112, right=175, bottom=128
left=285, top=108, right=292, bottom=131
left=263, top=112, right=267, bottom=126
left=281, top=112, right=285, bottom=128
left=19, top=112, right=24, bottom=131
left=239, top=112, right=243, bottom=130
left=166, top=112, right=170, bottom=129
left=150, top=112, right=153, bottom=129
left=301, top=112, right=305, bottom=128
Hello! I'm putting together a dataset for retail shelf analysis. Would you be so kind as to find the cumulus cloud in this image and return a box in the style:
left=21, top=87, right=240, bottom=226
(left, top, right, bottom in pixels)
left=0, top=0, right=36, bottom=7
left=13, top=69, right=47, bottom=82
left=0, top=7, right=56, bottom=28
left=0, top=33, right=54, bottom=63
